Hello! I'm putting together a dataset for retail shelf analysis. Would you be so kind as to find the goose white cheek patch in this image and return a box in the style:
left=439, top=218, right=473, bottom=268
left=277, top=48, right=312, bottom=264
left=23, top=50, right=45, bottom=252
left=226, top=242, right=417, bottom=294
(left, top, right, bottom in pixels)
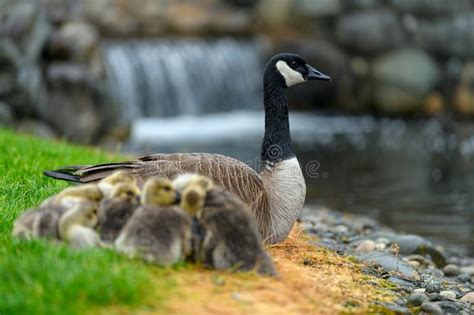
left=276, top=60, right=305, bottom=87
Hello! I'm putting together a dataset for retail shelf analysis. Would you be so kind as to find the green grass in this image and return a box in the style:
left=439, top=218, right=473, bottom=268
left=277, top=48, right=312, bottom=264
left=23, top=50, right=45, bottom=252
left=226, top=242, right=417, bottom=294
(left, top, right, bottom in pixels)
left=0, top=129, right=173, bottom=315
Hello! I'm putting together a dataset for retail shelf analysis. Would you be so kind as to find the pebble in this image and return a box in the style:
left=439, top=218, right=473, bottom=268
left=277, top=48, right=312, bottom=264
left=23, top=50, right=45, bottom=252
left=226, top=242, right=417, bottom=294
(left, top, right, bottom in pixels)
left=458, top=273, right=471, bottom=282
left=355, top=240, right=376, bottom=253
left=420, top=302, right=443, bottom=315
left=408, top=260, right=420, bottom=267
left=333, top=225, right=349, bottom=234
left=439, top=290, right=456, bottom=299
left=407, top=292, right=430, bottom=306
left=375, top=242, right=386, bottom=250
left=414, top=288, right=427, bottom=293
left=460, top=292, right=474, bottom=303
left=443, top=264, right=461, bottom=276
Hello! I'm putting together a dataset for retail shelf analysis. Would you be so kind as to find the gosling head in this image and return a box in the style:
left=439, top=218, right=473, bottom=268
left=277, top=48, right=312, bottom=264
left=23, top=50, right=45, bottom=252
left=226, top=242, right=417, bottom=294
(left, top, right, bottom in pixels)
left=110, top=182, right=141, bottom=201
left=266, top=53, right=331, bottom=88
left=58, top=184, right=103, bottom=206
left=99, top=171, right=136, bottom=196
left=180, top=184, right=207, bottom=217
left=173, top=174, right=214, bottom=192
left=142, top=177, right=180, bottom=206
left=71, top=200, right=99, bottom=228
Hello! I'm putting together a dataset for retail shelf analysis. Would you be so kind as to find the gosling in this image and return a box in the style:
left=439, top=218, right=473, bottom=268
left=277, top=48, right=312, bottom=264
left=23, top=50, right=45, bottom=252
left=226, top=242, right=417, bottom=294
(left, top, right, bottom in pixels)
left=41, top=184, right=103, bottom=208
left=98, top=170, right=136, bottom=197
left=58, top=200, right=102, bottom=249
left=186, top=175, right=277, bottom=276
left=97, top=182, right=141, bottom=243
left=115, top=177, right=192, bottom=266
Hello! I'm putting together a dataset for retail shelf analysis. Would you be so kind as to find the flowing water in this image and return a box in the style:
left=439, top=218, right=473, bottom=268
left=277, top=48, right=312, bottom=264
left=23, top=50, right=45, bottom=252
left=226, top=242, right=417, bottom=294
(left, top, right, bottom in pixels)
left=104, top=39, right=474, bottom=256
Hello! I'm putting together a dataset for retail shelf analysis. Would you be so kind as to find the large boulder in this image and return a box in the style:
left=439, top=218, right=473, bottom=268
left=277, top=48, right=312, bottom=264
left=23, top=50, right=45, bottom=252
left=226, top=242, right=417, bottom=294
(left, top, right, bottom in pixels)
left=372, top=48, right=440, bottom=114
left=416, top=13, right=474, bottom=58
left=336, top=9, right=405, bottom=54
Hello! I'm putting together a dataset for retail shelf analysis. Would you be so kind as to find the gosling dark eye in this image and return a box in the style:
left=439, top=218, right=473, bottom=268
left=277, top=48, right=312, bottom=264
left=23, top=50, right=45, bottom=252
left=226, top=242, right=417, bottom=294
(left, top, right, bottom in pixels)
left=163, top=186, right=171, bottom=192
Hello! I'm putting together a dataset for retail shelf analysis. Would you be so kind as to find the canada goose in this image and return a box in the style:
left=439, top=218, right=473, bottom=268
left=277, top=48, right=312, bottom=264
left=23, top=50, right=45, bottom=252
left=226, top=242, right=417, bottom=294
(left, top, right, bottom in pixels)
left=115, top=178, right=192, bottom=265
left=12, top=208, right=44, bottom=240
left=44, top=53, right=331, bottom=244
left=97, top=182, right=141, bottom=243
left=41, top=184, right=103, bottom=208
left=58, top=200, right=102, bottom=249
left=182, top=175, right=276, bottom=276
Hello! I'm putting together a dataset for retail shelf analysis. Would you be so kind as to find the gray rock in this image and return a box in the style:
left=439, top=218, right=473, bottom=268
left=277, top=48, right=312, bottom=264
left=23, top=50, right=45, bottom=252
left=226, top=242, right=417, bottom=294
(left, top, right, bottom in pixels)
left=0, top=101, right=13, bottom=126
left=389, top=0, right=474, bottom=15
left=458, top=273, right=471, bottom=283
left=439, top=290, right=456, bottom=299
left=443, top=264, right=462, bottom=277
left=47, top=21, right=99, bottom=62
left=407, top=292, right=430, bottom=307
left=437, top=300, right=465, bottom=314
left=420, top=302, right=443, bottom=315
left=357, top=251, right=417, bottom=278
left=417, top=13, right=474, bottom=58
left=336, top=9, right=405, bottom=54
left=372, top=48, right=440, bottom=114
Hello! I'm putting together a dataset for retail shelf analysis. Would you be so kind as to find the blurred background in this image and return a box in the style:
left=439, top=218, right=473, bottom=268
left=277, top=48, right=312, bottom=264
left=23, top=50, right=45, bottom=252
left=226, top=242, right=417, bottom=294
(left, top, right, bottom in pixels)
left=0, top=0, right=473, bottom=255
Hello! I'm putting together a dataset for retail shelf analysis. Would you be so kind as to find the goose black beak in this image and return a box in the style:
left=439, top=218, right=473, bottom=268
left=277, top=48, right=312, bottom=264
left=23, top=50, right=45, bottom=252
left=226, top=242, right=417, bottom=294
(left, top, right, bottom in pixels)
left=305, top=64, right=331, bottom=81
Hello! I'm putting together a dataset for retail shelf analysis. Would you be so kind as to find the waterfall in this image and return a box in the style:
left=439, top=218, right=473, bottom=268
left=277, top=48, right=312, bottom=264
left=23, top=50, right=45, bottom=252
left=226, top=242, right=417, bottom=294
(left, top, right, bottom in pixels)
left=104, top=39, right=264, bottom=119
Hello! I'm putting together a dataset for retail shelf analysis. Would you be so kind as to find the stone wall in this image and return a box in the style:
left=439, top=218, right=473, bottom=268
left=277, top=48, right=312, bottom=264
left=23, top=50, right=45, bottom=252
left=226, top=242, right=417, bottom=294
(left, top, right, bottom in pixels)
left=0, top=0, right=473, bottom=143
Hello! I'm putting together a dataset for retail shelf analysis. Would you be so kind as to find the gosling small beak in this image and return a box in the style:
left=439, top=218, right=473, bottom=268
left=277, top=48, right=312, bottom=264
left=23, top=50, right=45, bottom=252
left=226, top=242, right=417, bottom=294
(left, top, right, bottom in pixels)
left=175, top=191, right=181, bottom=203
left=305, top=64, right=331, bottom=81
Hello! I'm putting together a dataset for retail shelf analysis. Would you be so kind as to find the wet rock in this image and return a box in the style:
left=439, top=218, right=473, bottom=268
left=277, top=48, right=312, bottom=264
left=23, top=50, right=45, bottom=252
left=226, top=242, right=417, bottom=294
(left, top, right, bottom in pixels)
left=372, top=48, right=440, bottom=114
left=17, top=119, right=57, bottom=139
left=407, top=292, right=430, bottom=307
left=355, top=240, right=376, bottom=253
left=458, top=273, right=471, bottom=283
left=0, top=101, right=14, bottom=126
left=417, top=13, right=474, bottom=58
left=47, top=21, right=99, bottom=62
left=460, top=292, right=474, bottom=303
left=438, top=300, right=466, bottom=314
left=357, top=251, right=417, bottom=278
left=420, top=302, right=443, bottom=315
left=336, top=9, right=404, bottom=54
left=439, top=290, right=456, bottom=300
left=388, top=276, right=417, bottom=291
left=443, top=264, right=462, bottom=277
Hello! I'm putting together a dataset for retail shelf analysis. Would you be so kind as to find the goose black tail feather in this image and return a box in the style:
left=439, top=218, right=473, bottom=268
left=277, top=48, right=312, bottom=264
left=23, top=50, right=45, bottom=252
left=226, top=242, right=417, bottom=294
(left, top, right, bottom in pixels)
left=43, top=162, right=137, bottom=183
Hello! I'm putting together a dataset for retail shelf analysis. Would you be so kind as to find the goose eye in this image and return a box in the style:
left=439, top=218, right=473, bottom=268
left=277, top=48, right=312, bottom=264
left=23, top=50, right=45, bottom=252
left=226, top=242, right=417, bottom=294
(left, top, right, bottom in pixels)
left=290, top=61, right=298, bottom=68
left=163, top=186, right=171, bottom=192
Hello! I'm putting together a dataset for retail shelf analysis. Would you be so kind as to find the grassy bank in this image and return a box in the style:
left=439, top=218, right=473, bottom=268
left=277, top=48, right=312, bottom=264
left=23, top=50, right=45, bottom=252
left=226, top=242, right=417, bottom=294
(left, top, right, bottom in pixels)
left=0, top=129, right=396, bottom=315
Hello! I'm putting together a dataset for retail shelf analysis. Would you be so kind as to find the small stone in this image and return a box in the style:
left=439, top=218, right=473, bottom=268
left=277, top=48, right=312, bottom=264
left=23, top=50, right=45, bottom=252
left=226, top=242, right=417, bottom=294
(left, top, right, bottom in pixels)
left=458, top=273, right=471, bottom=282
left=420, top=302, right=443, bottom=315
left=443, top=264, right=461, bottom=276
left=414, top=288, right=427, bottom=293
left=407, top=292, right=430, bottom=307
left=375, top=243, right=386, bottom=250
left=408, top=260, right=420, bottom=267
left=334, top=225, right=349, bottom=234
left=460, top=292, right=474, bottom=303
left=439, top=290, right=456, bottom=300
left=355, top=240, right=376, bottom=253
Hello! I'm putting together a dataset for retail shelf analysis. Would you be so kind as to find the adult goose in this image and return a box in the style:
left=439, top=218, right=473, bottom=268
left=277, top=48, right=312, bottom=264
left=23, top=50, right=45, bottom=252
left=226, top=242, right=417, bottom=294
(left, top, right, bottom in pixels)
left=44, top=53, right=330, bottom=244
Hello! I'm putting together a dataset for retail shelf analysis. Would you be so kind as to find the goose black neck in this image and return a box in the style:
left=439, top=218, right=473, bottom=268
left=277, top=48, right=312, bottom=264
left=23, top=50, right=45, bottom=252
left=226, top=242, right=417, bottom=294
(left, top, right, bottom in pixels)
left=260, top=72, right=295, bottom=164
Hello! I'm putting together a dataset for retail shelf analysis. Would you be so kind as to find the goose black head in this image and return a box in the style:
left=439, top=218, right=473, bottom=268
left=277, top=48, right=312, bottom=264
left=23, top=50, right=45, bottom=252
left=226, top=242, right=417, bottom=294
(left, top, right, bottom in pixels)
left=265, top=53, right=331, bottom=88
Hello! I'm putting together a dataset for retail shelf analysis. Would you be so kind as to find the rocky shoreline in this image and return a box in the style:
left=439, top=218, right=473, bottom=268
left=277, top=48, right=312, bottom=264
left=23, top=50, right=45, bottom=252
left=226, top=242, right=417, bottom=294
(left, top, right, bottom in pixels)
left=301, top=207, right=474, bottom=314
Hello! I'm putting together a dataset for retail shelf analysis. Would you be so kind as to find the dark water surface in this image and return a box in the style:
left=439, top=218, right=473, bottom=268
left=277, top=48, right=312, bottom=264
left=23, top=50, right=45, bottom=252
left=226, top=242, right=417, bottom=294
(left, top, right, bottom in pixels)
left=126, top=112, right=474, bottom=255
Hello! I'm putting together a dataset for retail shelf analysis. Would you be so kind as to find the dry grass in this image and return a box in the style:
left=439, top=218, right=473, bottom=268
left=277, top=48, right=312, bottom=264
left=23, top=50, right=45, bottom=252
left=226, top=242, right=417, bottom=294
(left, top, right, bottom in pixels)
left=100, top=225, right=396, bottom=315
